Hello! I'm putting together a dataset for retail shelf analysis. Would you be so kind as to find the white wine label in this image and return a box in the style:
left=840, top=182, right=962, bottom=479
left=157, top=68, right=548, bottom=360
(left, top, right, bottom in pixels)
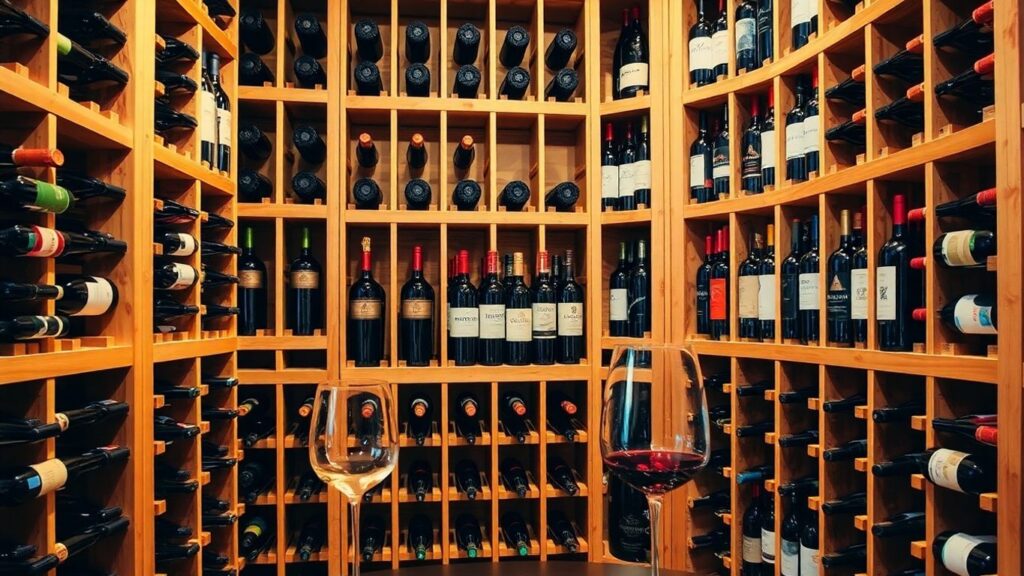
left=479, top=304, right=506, bottom=339
left=941, top=533, right=996, bottom=576
left=736, top=18, right=756, bottom=53
left=557, top=302, right=584, bottom=336
left=27, top=458, right=69, bottom=496
left=761, top=130, right=776, bottom=169
left=402, top=298, right=433, bottom=320
left=618, top=162, right=636, bottom=199
left=690, top=155, right=707, bottom=188
left=711, top=30, right=728, bottom=69
left=449, top=307, right=479, bottom=337
left=610, top=288, right=629, bottom=321
left=953, top=294, right=996, bottom=334
left=798, top=272, right=820, bottom=310
left=850, top=268, right=868, bottom=319
left=77, top=277, right=116, bottom=316
left=350, top=299, right=382, bottom=320
left=26, top=226, right=64, bottom=257
left=25, top=315, right=64, bottom=339
left=167, top=233, right=197, bottom=256
left=712, top=155, right=730, bottom=179
left=761, top=528, right=777, bottom=563
left=688, top=37, right=712, bottom=72
left=802, top=113, right=820, bottom=155
left=941, top=231, right=981, bottom=267
left=876, top=265, right=897, bottom=320
left=602, top=165, right=619, bottom=199
left=633, top=159, right=652, bottom=191
left=791, top=0, right=810, bottom=27
left=786, top=123, right=804, bottom=160
left=758, top=274, right=776, bottom=320
left=506, top=308, right=532, bottom=342
left=168, top=264, right=198, bottom=290
left=618, top=62, right=649, bottom=91
left=928, top=448, right=969, bottom=493
left=807, top=0, right=819, bottom=19
left=738, top=275, right=760, bottom=319
left=780, top=539, right=800, bottom=575
left=532, top=302, right=557, bottom=338
left=201, top=90, right=217, bottom=145
left=217, top=109, right=232, bottom=148
left=291, top=270, right=319, bottom=289
left=799, top=544, right=819, bottom=576
left=239, top=270, right=264, bottom=289
left=742, top=535, right=762, bottom=564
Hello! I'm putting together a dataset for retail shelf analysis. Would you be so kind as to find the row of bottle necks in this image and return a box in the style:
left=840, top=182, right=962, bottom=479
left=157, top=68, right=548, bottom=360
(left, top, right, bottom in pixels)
left=693, top=190, right=996, bottom=347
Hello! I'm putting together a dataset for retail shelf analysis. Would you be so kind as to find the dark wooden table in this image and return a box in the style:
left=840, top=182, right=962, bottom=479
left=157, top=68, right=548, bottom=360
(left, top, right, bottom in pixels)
left=371, top=561, right=693, bottom=575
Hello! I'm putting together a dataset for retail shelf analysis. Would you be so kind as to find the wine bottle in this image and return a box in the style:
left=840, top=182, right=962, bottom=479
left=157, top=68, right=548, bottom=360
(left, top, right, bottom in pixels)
left=353, top=133, right=379, bottom=170
left=820, top=543, right=866, bottom=569
left=919, top=293, right=997, bottom=335
left=239, top=8, right=274, bottom=54
left=804, top=69, right=820, bottom=175
left=1, top=224, right=127, bottom=260
left=874, top=37, right=926, bottom=84
left=709, top=229, right=729, bottom=340
left=690, top=489, right=731, bottom=511
left=352, top=177, right=382, bottom=210
left=820, top=491, right=867, bottom=516
left=786, top=78, right=808, bottom=182
left=238, top=228, right=267, bottom=336
left=294, top=13, right=326, bottom=59
left=530, top=251, right=557, bottom=365
left=354, top=18, right=384, bottom=62
left=499, top=66, right=531, bottom=100
left=0, top=399, right=127, bottom=446
left=741, top=97, right=763, bottom=194
left=757, top=0, right=774, bottom=64
left=933, top=229, right=995, bottom=268
left=778, top=429, right=819, bottom=448
left=5, top=516, right=128, bottom=573
left=500, top=511, right=532, bottom=557
left=548, top=456, right=579, bottom=495
left=871, top=399, right=925, bottom=424
left=741, top=483, right=764, bottom=573
left=932, top=417, right=997, bottom=446
left=240, top=516, right=273, bottom=561
left=353, top=60, right=383, bottom=95
left=398, top=246, right=435, bottom=367
left=453, top=23, right=480, bottom=65
left=0, top=0, right=47, bottom=38
left=688, top=112, right=713, bottom=202
left=157, top=35, right=199, bottom=65
left=237, top=169, right=271, bottom=202
left=202, top=0, right=235, bottom=17
left=799, top=504, right=819, bottom=574
left=450, top=135, right=476, bottom=172
left=738, top=232, right=764, bottom=339
left=877, top=194, right=920, bottom=351
left=821, top=392, right=866, bottom=413
left=608, top=475, right=649, bottom=561
left=548, top=509, right=580, bottom=553
left=545, top=27, right=577, bottom=70
left=822, top=438, right=868, bottom=462
left=545, top=67, right=579, bottom=102
left=500, top=392, right=530, bottom=443
left=690, top=0, right=714, bottom=86
left=872, top=511, right=926, bottom=539
left=607, top=242, right=631, bottom=337
left=155, top=413, right=201, bottom=441
left=875, top=91, right=925, bottom=132
left=289, top=227, right=322, bottom=336
left=735, top=0, right=757, bottom=72
left=547, top=390, right=580, bottom=442
left=154, top=261, right=198, bottom=291
left=629, top=239, right=652, bottom=337
left=359, top=514, right=386, bottom=561
left=294, top=54, right=326, bottom=88
left=153, top=300, right=199, bottom=325
left=791, top=0, right=815, bottom=49
left=454, top=392, right=482, bottom=443
left=826, top=109, right=867, bottom=147
left=404, top=178, right=431, bottom=209
left=933, top=1, right=994, bottom=57
left=555, top=250, right=584, bottom=364
left=757, top=224, right=776, bottom=339
left=825, top=209, right=854, bottom=344
left=499, top=25, right=530, bottom=67
left=712, top=105, right=730, bottom=198
left=292, top=125, right=327, bottom=165
left=206, top=53, right=231, bottom=172
left=735, top=379, right=772, bottom=397
left=475, top=250, right=506, bottom=365
left=451, top=459, right=481, bottom=500
left=602, top=122, right=620, bottom=209
left=933, top=531, right=996, bottom=575
left=453, top=64, right=481, bottom=98
left=405, top=62, right=431, bottom=97
left=348, top=236, right=385, bottom=365
left=826, top=65, right=866, bottom=107
left=545, top=181, right=580, bottom=212
left=407, top=460, right=433, bottom=502
left=695, top=235, right=714, bottom=335
left=239, top=52, right=274, bottom=86
left=711, top=0, right=729, bottom=80
left=238, top=123, right=272, bottom=163
left=407, top=514, right=434, bottom=560
left=505, top=252, right=532, bottom=364
left=201, top=239, right=241, bottom=257
left=56, top=33, right=129, bottom=87
left=913, top=188, right=996, bottom=224
left=406, top=133, right=428, bottom=171
left=449, top=249, right=479, bottom=366
left=500, top=180, right=530, bottom=211
left=634, top=117, right=652, bottom=207
left=735, top=419, right=774, bottom=437
left=780, top=491, right=802, bottom=575
left=0, top=446, right=129, bottom=506
left=760, top=485, right=777, bottom=572
left=500, top=457, right=531, bottom=498
left=873, top=448, right=995, bottom=494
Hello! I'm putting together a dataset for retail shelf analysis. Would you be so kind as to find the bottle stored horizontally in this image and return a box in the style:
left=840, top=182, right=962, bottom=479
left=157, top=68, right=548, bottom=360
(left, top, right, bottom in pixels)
left=0, top=446, right=130, bottom=506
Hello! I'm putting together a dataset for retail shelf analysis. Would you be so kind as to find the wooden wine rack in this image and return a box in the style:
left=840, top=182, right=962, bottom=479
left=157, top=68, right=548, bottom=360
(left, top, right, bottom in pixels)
left=666, top=0, right=1023, bottom=574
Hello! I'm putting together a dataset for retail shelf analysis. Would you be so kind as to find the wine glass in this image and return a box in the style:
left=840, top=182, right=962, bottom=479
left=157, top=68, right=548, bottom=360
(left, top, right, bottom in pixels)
left=600, top=344, right=709, bottom=575
left=309, top=379, right=398, bottom=576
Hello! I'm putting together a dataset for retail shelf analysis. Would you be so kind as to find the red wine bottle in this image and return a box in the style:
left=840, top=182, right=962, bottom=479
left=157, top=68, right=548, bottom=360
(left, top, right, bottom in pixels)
left=628, top=239, right=652, bottom=337
left=933, top=417, right=997, bottom=446
left=545, top=28, right=577, bottom=70
left=689, top=0, right=714, bottom=86
left=477, top=250, right=506, bottom=365
left=353, top=60, right=383, bottom=95
left=757, top=0, right=774, bottom=64
left=711, top=0, right=728, bottom=80
left=353, top=177, right=382, bottom=209
left=872, top=448, right=995, bottom=494
left=617, top=122, right=638, bottom=210
left=0, top=446, right=129, bottom=506
left=803, top=69, right=820, bottom=175
left=0, top=0, right=48, bottom=39
left=0, top=399, right=127, bottom=446
left=545, top=68, right=579, bottom=102
left=505, top=252, right=532, bottom=365
left=548, top=456, right=579, bottom=495
left=826, top=209, right=854, bottom=344
left=295, top=13, right=326, bottom=59
left=500, top=391, right=530, bottom=443
left=933, top=229, right=995, bottom=268
left=293, top=125, right=326, bottom=164
left=453, top=64, right=481, bottom=98
left=820, top=543, right=866, bottom=570
left=690, top=111, right=713, bottom=201
left=799, top=504, right=819, bottom=574
left=738, top=231, right=764, bottom=339
left=355, top=132, right=378, bottom=168
left=741, top=96, right=763, bottom=193
left=348, top=236, right=385, bottom=365
left=453, top=392, right=482, bottom=443
left=760, top=486, right=776, bottom=571
left=407, top=395, right=433, bottom=445
left=711, top=105, right=730, bottom=198
left=758, top=224, right=776, bottom=339
left=407, top=459, right=433, bottom=501
left=207, top=53, right=231, bottom=172
left=791, top=0, right=815, bottom=49
left=500, top=457, right=530, bottom=498
left=238, top=227, right=267, bottom=336
left=933, top=531, right=996, bottom=575
left=354, top=18, right=383, bottom=62
left=556, top=250, right=584, bottom=363
left=695, top=235, right=714, bottom=335
left=785, top=78, right=808, bottom=182
left=499, top=25, right=530, bottom=68
left=7, top=516, right=128, bottom=573
left=449, top=249, right=479, bottom=366
left=742, top=483, right=764, bottom=573
left=826, top=110, right=867, bottom=147
left=240, top=516, right=273, bottom=561
left=548, top=510, right=580, bottom=552
left=453, top=23, right=480, bottom=65
left=452, top=135, right=475, bottom=170
left=618, top=6, right=648, bottom=98
left=239, top=8, right=274, bottom=54
left=294, top=55, right=326, bottom=87
left=405, top=62, right=430, bottom=97
left=499, top=66, right=531, bottom=100
left=735, top=0, right=757, bottom=72
left=709, top=229, right=730, bottom=340
left=634, top=117, right=652, bottom=207
left=454, top=459, right=481, bottom=500
left=500, top=512, right=532, bottom=557
left=933, top=1, right=993, bottom=57
left=408, top=514, right=434, bottom=560
left=607, top=475, right=648, bottom=561
left=914, top=293, right=996, bottom=335
left=238, top=123, right=272, bottom=162
left=849, top=208, right=869, bottom=343
left=877, top=194, right=920, bottom=350
left=293, top=516, right=325, bottom=561
left=399, top=246, right=435, bottom=366
left=530, top=251, right=556, bottom=364
left=602, top=122, right=619, bottom=209
left=359, top=514, right=386, bottom=560
left=407, top=133, right=427, bottom=170
left=0, top=224, right=126, bottom=258
left=778, top=429, right=819, bottom=448
left=546, top=390, right=580, bottom=442
left=289, top=227, right=322, bottom=335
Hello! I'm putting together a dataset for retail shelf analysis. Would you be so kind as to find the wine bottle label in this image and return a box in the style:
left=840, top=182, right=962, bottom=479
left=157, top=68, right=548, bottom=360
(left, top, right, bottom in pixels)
left=618, top=162, right=636, bottom=199
left=742, top=141, right=762, bottom=178
left=709, top=278, right=727, bottom=320
left=941, top=533, right=996, bottom=576
left=690, top=154, right=707, bottom=188
left=826, top=271, right=850, bottom=320
left=781, top=273, right=799, bottom=320
left=350, top=299, right=382, bottom=320
left=77, top=277, right=116, bottom=316
left=217, top=109, right=233, bottom=148
left=761, top=528, right=776, bottom=563
left=780, top=539, right=800, bottom=575
left=479, top=304, right=506, bottom=339
left=201, top=90, right=217, bottom=145
left=941, top=231, right=981, bottom=267
left=799, top=544, right=819, bottom=575
left=928, top=448, right=969, bottom=493
left=168, top=264, right=198, bottom=290
left=798, top=272, right=820, bottom=310
left=688, top=37, right=712, bottom=72
left=54, top=542, right=68, bottom=563
left=758, top=274, right=776, bottom=320
left=785, top=123, right=804, bottom=160
left=31, top=181, right=71, bottom=213
left=602, top=165, right=619, bottom=199
left=850, top=268, right=868, bottom=319
left=791, top=0, right=810, bottom=28
left=742, top=535, right=762, bottom=564
left=736, top=18, right=756, bottom=53
left=610, top=288, right=629, bottom=321
left=450, top=307, right=480, bottom=337
left=532, top=302, right=557, bottom=338
left=26, top=226, right=65, bottom=257
left=711, top=30, right=727, bottom=70
left=802, top=113, right=820, bottom=155
left=618, top=62, right=649, bottom=91
left=953, top=294, right=996, bottom=334
left=166, top=233, right=197, bottom=256
left=557, top=302, right=584, bottom=336
left=506, top=308, right=532, bottom=342
left=875, top=265, right=897, bottom=321
left=27, top=458, right=69, bottom=496
left=239, top=270, right=264, bottom=289
left=291, top=270, right=319, bottom=289
left=738, top=275, right=759, bottom=319
left=55, top=411, right=70, bottom=431
left=761, top=130, right=776, bottom=169
left=633, top=159, right=652, bottom=191
left=712, top=148, right=729, bottom=180
left=402, top=298, right=432, bottom=320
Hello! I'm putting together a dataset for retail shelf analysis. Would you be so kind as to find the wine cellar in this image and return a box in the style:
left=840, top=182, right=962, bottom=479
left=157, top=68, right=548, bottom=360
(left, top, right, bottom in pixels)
left=0, top=0, right=1020, bottom=575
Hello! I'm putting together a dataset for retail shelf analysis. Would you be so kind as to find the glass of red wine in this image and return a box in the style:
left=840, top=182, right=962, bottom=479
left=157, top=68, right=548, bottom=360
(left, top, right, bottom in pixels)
left=600, top=344, right=709, bottom=575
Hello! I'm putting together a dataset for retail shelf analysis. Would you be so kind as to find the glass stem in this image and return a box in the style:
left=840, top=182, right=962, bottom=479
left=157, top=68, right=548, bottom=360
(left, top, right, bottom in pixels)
left=350, top=501, right=361, bottom=576
left=648, top=494, right=664, bottom=576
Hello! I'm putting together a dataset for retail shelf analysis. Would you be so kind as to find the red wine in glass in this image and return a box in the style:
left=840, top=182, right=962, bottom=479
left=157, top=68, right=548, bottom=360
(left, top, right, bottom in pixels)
left=603, top=449, right=706, bottom=495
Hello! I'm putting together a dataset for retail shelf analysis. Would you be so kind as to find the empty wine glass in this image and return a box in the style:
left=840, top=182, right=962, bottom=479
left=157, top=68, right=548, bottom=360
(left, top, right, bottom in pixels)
left=308, top=379, right=398, bottom=576
left=600, top=344, right=709, bottom=575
